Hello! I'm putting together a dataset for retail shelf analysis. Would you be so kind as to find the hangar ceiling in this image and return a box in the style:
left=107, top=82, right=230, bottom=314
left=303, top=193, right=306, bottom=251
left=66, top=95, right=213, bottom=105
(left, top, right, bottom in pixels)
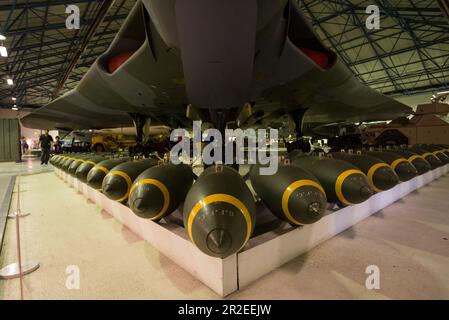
left=0, top=0, right=448, bottom=111
left=298, top=0, right=449, bottom=97
left=0, top=0, right=136, bottom=110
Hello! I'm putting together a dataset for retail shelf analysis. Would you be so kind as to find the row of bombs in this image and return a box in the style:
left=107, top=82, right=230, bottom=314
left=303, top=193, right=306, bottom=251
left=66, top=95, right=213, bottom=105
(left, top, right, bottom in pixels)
left=49, top=144, right=449, bottom=258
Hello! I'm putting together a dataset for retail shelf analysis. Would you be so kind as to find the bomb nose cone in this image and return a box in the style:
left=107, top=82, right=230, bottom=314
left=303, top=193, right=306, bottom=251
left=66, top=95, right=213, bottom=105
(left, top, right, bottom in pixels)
left=68, top=161, right=82, bottom=175
left=395, top=163, right=418, bottom=182
left=411, top=159, right=431, bottom=175
left=389, top=173, right=400, bottom=185
left=287, top=187, right=327, bottom=224
left=427, top=157, right=442, bottom=169
left=102, top=176, right=128, bottom=201
left=206, top=229, right=232, bottom=255
left=183, top=166, right=255, bottom=258
left=132, top=198, right=147, bottom=212
left=438, top=155, right=449, bottom=164
left=186, top=200, right=252, bottom=258
left=75, top=170, right=83, bottom=180
left=129, top=186, right=165, bottom=219
left=131, top=195, right=161, bottom=216
left=308, top=202, right=322, bottom=215
left=102, top=184, right=113, bottom=194
left=76, top=168, right=89, bottom=181
left=87, top=172, right=105, bottom=190
left=360, top=185, right=373, bottom=198
left=372, top=168, right=399, bottom=191
left=341, top=175, right=373, bottom=205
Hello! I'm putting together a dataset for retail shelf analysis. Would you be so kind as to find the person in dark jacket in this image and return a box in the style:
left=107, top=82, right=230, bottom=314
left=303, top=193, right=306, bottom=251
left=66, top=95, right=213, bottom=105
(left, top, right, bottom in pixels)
left=39, top=130, right=53, bottom=165
left=21, top=137, right=29, bottom=154
left=54, top=136, right=62, bottom=154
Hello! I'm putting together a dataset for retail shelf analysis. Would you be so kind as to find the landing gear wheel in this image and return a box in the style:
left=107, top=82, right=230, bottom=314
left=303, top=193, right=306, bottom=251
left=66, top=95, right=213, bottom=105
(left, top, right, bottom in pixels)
left=286, top=108, right=310, bottom=154
left=93, top=144, right=105, bottom=152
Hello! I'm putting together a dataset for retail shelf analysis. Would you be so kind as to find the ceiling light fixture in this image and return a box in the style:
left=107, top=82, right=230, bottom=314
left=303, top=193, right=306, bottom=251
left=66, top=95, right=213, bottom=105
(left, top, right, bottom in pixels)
left=6, top=78, right=13, bottom=85
left=0, top=45, right=8, bottom=57
left=0, top=34, right=5, bottom=41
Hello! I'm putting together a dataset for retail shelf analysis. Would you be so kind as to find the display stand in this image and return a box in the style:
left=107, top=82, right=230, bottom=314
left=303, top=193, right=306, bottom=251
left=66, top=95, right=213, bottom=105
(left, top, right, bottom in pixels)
left=0, top=164, right=40, bottom=299
left=7, top=212, right=31, bottom=219
left=0, top=261, right=40, bottom=280
left=55, top=164, right=449, bottom=296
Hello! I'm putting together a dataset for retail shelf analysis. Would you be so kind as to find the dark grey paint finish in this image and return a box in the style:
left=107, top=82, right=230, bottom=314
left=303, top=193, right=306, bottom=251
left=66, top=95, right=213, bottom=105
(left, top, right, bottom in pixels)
left=21, top=0, right=412, bottom=131
left=129, top=163, right=193, bottom=219
left=175, top=0, right=258, bottom=109
left=250, top=164, right=327, bottom=225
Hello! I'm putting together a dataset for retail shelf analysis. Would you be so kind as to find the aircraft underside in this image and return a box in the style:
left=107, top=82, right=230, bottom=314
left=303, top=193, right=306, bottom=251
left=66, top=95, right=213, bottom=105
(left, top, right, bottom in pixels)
left=21, top=0, right=411, bottom=142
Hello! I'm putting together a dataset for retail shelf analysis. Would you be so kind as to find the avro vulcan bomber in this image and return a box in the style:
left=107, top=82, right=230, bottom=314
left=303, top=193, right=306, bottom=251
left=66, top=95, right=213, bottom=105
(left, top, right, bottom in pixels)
left=21, top=0, right=412, bottom=143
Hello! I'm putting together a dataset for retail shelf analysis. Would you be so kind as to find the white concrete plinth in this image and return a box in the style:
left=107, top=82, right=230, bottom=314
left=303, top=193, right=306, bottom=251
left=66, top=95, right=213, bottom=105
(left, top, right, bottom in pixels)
left=237, top=164, right=449, bottom=289
left=54, top=164, right=449, bottom=296
left=56, top=167, right=237, bottom=296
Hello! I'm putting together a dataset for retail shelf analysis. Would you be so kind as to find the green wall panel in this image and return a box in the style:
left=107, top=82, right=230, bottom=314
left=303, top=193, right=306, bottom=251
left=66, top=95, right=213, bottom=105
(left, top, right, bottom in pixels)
left=0, top=119, right=21, bottom=162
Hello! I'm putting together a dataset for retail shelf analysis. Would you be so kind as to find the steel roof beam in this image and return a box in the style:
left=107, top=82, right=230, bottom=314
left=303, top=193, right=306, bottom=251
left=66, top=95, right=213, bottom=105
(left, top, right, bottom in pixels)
left=0, top=0, right=94, bottom=11
left=5, top=14, right=128, bottom=36
left=347, top=36, right=449, bottom=67
left=5, top=32, right=116, bottom=52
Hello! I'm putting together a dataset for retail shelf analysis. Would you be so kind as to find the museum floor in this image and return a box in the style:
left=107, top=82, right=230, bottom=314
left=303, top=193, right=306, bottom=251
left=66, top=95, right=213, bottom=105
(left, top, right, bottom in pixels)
left=0, top=161, right=448, bottom=299
left=0, top=158, right=53, bottom=177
